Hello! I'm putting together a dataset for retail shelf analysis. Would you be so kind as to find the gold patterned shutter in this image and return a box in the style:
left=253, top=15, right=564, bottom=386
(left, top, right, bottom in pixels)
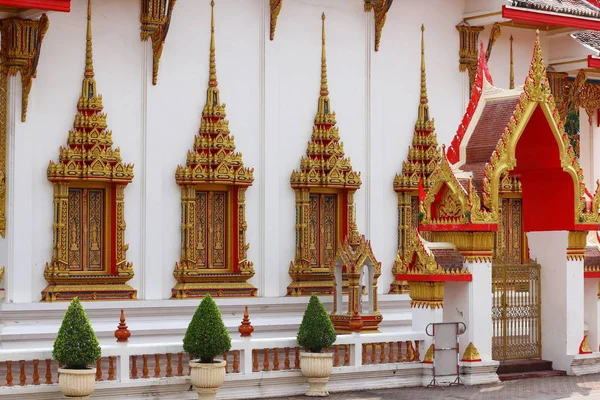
left=321, top=194, right=337, bottom=269
left=195, top=191, right=228, bottom=269
left=67, top=188, right=105, bottom=273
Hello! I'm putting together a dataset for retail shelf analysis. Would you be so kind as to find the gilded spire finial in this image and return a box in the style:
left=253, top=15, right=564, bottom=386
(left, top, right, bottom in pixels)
left=509, top=35, right=515, bottom=89
left=79, top=0, right=99, bottom=104
left=209, top=0, right=218, bottom=88
left=415, top=24, right=433, bottom=131
left=320, top=12, right=328, bottom=97
left=203, top=0, right=221, bottom=110
left=85, top=0, right=94, bottom=79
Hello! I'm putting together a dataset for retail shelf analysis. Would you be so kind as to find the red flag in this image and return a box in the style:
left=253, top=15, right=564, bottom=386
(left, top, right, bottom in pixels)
left=418, top=177, right=426, bottom=201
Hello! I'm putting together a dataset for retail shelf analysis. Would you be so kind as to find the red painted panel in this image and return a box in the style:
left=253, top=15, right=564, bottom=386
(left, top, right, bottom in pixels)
left=589, top=55, right=600, bottom=70
left=514, top=106, right=577, bottom=231
left=0, top=0, right=70, bottom=11
left=394, top=274, right=472, bottom=282
left=502, top=5, right=600, bottom=31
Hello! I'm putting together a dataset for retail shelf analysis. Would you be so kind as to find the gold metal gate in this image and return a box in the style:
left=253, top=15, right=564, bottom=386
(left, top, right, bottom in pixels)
left=492, top=262, right=541, bottom=360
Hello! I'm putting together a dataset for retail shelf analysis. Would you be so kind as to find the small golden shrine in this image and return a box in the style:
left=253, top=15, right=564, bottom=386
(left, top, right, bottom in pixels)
left=172, top=0, right=256, bottom=299
left=390, top=25, right=441, bottom=294
left=394, top=230, right=470, bottom=309
left=43, top=0, right=136, bottom=302
left=330, top=230, right=382, bottom=334
left=288, top=13, right=362, bottom=296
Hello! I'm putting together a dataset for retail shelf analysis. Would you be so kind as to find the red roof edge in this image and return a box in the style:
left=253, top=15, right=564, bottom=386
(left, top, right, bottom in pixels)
left=447, top=42, right=493, bottom=164
left=0, top=0, right=70, bottom=12
left=588, top=55, right=600, bottom=68
left=395, top=273, right=473, bottom=282
left=502, top=5, right=600, bottom=30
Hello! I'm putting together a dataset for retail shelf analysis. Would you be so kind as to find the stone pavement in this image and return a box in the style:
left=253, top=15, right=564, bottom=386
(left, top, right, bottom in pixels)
left=271, top=374, right=600, bottom=400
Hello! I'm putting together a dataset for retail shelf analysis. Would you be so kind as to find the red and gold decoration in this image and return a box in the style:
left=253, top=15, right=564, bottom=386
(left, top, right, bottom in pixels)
left=115, top=309, right=131, bottom=343
left=579, top=335, right=592, bottom=354
left=172, top=0, right=256, bottom=299
left=288, top=13, right=362, bottom=296
left=269, top=0, right=283, bottom=41
left=455, top=23, right=502, bottom=91
left=0, top=14, right=50, bottom=238
left=390, top=25, right=441, bottom=294
left=423, top=344, right=433, bottom=364
left=330, top=232, right=382, bottom=334
left=43, top=0, right=136, bottom=302
left=394, top=231, right=471, bottom=309
left=364, top=0, right=393, bottom=52
left=140, top=0, right=177, bottom=85
left=461, top=342, right=481, bottom=362
left=238, top=306, right=254, bottom=337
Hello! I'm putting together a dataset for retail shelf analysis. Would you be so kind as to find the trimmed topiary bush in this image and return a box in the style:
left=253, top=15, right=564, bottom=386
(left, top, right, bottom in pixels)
left=183, top=294, right=231, bottom=363
left=297, top=295, right=336, bottom=353
left=53, top=298, right=101, bottom=369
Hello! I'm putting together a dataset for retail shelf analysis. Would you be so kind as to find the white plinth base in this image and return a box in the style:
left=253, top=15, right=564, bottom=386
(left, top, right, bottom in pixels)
left=460, top=361, right=500, bottom=386
left=571, top=353, right=600, bottom=376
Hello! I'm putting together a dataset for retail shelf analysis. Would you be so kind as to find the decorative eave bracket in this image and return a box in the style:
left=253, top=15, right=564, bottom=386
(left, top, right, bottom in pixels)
left=1, top=14, right=50, bottom=122
left=140, top=0, right=177, bottom=85
left=364, top=0, right=393, bottom=52
left=270, top=0, right=283, bottom=41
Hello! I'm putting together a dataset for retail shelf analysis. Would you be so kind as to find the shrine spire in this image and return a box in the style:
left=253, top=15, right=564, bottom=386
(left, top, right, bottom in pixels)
left=315, top=12, right=333, bottom=121
left=320, top=12, right=328, bottom=98
left=509, top=35, right=515, bottom=89
left=79, top=0, right=100, bottom=107
left=85, top=0, right=94, bottom=79
left=209, top=0, right=218, bottom=88
left=204, top=0, right=221, bottom=111
left=415, top=24, right=434, bottom=131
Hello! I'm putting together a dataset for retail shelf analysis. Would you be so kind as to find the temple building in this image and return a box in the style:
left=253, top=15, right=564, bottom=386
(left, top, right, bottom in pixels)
left=3, top=0, right=600, bottom=398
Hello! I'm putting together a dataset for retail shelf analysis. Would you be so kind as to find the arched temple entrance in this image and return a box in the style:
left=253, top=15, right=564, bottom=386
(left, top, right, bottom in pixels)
left=396, top=35, right=600, bottom=373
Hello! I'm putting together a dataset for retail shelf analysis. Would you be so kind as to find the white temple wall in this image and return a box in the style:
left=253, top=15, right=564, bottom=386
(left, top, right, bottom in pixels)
left=579, top=109, right=594, bottom=189
left=2, top=0, right=559, bottom=303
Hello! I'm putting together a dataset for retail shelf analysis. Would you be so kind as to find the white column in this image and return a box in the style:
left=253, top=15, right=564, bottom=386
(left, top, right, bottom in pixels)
left=262, top=0, right=281, bottom=297
left=141, top=40, right=164, bottom=300
left=584, top=279, right=600, bottom=352
left=528, top=231, right=583, bottom=373
left=444, top=262, right=493, bottom=361
left=7, top=75, right=34, bottom=303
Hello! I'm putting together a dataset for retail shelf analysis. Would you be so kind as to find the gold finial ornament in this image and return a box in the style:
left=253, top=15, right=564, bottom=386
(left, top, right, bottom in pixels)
left=320, top=13, right=328, bottom=98
left=140, top=0, right=177, bottom=85
left=509, top=35, right=515, bottom=90
left=415, top=24, right=433, bottom=131
left=461, top=342, right=481, bottom=362
left=0, top=267, right=4, bottom=284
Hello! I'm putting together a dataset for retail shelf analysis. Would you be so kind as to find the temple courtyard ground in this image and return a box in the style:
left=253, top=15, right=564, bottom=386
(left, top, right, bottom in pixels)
left=270, top=374, right=600, bottom=400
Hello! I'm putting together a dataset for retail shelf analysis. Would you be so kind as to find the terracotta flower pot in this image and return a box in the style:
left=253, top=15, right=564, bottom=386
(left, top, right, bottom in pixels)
left=189, top=359, right=227, bottom=400
left=58, top=367, right=96, bottom=398
left=300, top=352, right=333, bottom=397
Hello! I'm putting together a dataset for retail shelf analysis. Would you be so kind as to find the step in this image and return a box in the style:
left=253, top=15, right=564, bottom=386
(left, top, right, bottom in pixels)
left=496, top=358, right=553, bottom=374
left=498, top=369, right=566, bottom=381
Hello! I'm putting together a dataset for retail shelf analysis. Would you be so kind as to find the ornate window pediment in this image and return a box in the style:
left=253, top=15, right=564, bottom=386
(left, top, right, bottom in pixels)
left=172, top=1, right=256, bottom=299
left=43, top=0, right=135, bottom=302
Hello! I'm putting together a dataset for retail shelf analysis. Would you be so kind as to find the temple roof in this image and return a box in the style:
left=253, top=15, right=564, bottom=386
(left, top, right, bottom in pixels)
left=508, top=0, right=600, bottom=19
left=572, top=30, right=600, bottom=51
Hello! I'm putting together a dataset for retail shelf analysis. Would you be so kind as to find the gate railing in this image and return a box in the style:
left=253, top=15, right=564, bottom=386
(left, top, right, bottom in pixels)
left=492, top=262, right=541, bottom=360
